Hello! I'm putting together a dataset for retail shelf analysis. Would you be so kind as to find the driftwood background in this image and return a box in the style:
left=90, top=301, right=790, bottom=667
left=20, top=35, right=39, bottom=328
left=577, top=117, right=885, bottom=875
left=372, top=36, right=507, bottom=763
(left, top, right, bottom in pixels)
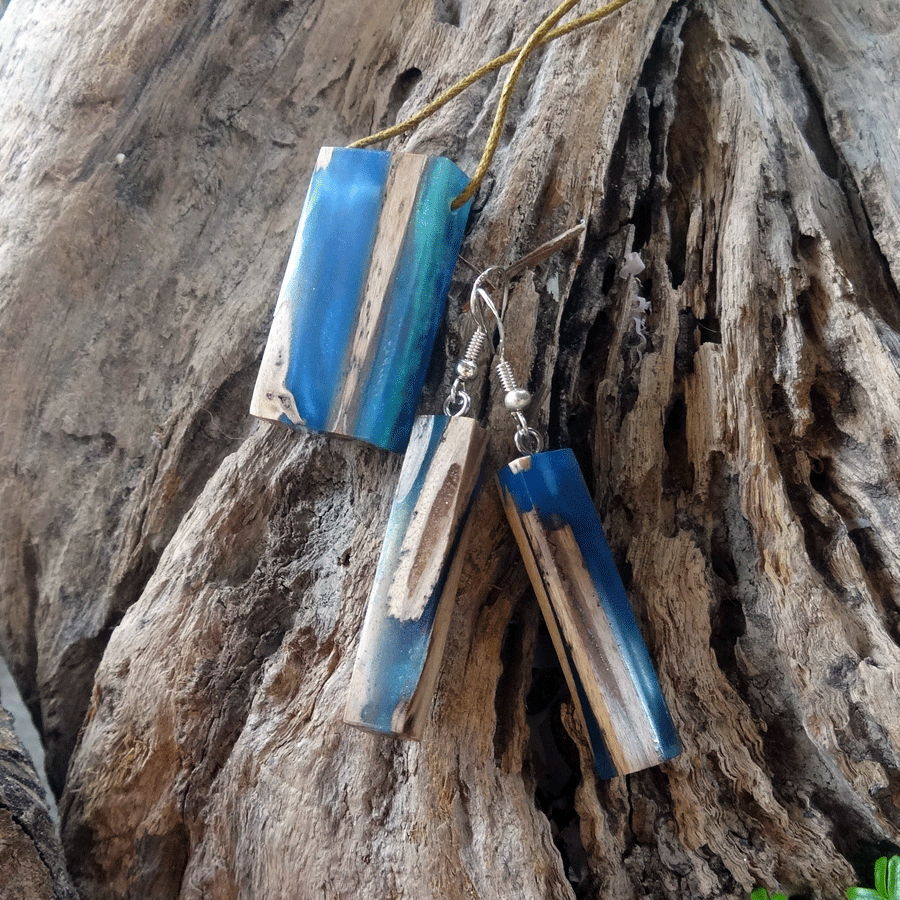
left=1, top=0, right=899, bottom=897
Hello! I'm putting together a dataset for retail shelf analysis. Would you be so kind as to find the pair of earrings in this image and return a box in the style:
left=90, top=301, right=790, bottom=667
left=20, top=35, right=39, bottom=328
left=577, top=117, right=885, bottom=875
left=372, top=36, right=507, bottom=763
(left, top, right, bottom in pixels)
left=247, top=143, right=678, bottom=778
left=344, top=266, right=681, bottom=780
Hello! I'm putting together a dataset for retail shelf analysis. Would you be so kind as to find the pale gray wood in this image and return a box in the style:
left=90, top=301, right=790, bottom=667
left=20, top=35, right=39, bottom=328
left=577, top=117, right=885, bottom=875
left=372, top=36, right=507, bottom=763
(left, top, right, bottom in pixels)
left=0, top=0, right=899, bottom=897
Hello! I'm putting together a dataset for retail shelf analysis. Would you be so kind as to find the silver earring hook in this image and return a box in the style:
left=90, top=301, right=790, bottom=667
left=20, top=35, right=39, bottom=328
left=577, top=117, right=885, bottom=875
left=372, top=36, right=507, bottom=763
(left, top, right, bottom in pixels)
left=443, top=267, right=508, bottom=418
left=474, top=287, right=504, bottom=356
left=471, top=268, right=543, bottom=456
left=469, top=267, right=508, bottom=346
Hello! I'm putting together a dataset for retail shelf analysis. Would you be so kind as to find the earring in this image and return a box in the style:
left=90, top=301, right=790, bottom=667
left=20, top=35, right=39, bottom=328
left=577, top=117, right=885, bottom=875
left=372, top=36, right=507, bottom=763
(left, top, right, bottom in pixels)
left=250, top=147, right=473, bottom=453
left=485, top=278, right=681, bottom=779
left=343, top=270, right=504, bottom=738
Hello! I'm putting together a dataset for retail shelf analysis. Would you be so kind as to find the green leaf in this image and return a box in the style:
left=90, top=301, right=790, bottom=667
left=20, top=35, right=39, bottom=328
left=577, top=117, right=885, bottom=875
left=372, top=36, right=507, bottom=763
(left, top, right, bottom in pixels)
left=751, top=891, right=788, bottom=900
left=885, top=855, right=900, bottom=900
left=847, top=888, right=882, bottom=900
left=875, top=857, right=888, bottom=899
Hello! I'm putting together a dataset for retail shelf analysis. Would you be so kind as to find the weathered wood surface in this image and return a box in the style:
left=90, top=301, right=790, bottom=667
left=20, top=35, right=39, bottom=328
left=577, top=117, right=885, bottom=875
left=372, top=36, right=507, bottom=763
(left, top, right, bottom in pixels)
left=0, top=701, right=76, bottom=900
left=1, top=0, right=899, bottom=897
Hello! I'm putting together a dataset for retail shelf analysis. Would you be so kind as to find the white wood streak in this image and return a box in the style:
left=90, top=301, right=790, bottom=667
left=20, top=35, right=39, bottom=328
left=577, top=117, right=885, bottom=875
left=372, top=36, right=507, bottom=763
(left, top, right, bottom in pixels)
left=388, top=418, right=487, bottom=621
left=330, top=153, right=429, bottom=432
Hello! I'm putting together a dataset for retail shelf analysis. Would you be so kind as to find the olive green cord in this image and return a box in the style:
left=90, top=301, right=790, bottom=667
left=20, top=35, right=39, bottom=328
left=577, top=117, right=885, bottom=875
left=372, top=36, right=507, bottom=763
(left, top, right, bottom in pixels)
left=348, top=0, right=637, bottom=208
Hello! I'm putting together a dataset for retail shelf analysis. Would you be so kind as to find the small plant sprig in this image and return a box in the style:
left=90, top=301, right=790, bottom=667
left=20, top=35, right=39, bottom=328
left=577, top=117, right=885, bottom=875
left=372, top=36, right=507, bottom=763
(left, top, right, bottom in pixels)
left=847, top=856, right=900, bottom=900
left=750, top=855, right=900, bottom=900
left=751, top=890, right=787, bottom=900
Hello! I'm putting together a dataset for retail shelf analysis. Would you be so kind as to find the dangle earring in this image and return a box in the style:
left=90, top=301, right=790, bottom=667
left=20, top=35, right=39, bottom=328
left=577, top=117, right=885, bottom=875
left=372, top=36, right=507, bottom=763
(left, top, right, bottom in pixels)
left=487, top=282, right=681, bottom=779
left=343, top=270, right=507, bottom=738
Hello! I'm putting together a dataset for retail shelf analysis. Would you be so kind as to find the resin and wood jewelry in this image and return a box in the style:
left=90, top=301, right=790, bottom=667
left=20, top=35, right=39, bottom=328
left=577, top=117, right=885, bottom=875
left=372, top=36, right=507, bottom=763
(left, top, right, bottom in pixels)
left=343, top=415, right=488, bottom=738
left=491, top=295, right=681, bottom=779
left=497, top=450, right=681, bottom=777
left=250, top=146, right=472, bottom=452
left=344, top=275, right=500, bottom=738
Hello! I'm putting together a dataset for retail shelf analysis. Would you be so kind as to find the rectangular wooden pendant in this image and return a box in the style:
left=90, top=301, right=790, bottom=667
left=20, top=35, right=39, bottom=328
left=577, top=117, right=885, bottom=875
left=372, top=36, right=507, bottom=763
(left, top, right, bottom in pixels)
left=345, top=415, right=489, bottom=738
left=496, top=450, right=680, bottom=778
left=250, top=147, right=472, bottom=452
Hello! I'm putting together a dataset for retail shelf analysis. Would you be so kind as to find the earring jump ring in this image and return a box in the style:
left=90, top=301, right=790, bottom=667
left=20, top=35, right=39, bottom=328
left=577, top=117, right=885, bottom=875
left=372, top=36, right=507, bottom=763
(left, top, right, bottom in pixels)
left=514, top=426, right=544, bottom=456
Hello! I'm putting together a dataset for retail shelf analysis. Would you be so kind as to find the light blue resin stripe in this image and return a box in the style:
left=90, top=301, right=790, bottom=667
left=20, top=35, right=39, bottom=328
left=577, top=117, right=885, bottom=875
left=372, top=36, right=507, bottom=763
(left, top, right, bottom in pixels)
left=351, top=156, right=472, bottom=451
left=497, top=449, right=680, bottom=776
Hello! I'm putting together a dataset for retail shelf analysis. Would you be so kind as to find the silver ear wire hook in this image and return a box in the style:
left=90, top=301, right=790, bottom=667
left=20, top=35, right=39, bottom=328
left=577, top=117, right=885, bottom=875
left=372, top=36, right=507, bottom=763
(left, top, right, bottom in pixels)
left=443, top=268, right=501, bottom=417
left=474, top=286, right=504, bottom=354
left=468, top=267, right=544, bottom=455
left=445, top=267, right=510, bottom=418
left=443, top=324, right=484, bottom=417
left=497, top=348, right=543, bottom=455
left=469, top=267, right=508, bottom=340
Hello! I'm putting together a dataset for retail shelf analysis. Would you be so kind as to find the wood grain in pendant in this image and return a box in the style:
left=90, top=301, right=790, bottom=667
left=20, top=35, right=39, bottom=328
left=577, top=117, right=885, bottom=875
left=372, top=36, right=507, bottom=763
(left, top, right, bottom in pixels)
left=249, top=148, right=470, bottom=451
left=516, top=509, right=661, bottom=774
left=345, top=415, right=488, bottom=739
left=387, top=429, right=483, bottom=621
left=498, top=486, right=621, bottom=770
left=328, top=153, right=429, bottom=435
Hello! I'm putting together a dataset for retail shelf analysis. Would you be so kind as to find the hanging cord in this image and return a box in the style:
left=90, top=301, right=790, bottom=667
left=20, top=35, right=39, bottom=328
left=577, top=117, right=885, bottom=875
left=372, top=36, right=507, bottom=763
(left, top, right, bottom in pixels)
left=348, top=0, right=637, bottom=208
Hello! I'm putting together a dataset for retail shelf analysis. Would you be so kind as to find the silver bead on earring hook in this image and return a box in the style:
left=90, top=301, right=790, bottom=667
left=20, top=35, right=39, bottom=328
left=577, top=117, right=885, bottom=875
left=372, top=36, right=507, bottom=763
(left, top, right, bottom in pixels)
left=467, top=267, right=544, bottom=456
left=443, top=326, right=487, bottom=417
left=495, top=355, right=543, bottom=455
left=443, top=268, right=505, bottom=417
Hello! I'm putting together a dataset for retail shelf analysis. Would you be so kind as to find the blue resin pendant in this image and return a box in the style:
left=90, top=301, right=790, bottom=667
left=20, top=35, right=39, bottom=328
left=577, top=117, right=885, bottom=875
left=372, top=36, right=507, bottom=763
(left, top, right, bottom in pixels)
left=250, top=147, right=472, bottom=452
left=496, top=449, right=680, bottom=778
left=345, top=414, right=488, bottom=738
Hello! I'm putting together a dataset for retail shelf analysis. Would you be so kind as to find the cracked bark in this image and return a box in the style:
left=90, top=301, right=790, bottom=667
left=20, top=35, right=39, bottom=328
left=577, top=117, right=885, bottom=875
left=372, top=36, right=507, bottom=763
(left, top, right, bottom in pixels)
left=1, top=0, right=899, bottom=897
left=0, top=704, right=76, bottom=900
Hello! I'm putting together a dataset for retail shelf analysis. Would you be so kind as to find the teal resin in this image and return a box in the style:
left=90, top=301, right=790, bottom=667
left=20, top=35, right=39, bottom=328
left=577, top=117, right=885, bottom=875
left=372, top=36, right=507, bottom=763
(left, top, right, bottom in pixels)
left=250, top=147, right=472, bottom=453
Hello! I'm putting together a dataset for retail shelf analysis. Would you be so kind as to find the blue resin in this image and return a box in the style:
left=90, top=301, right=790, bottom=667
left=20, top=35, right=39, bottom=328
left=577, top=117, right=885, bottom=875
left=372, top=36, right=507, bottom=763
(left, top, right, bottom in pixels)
left=498, top=449, right=681, bottom=775
left=358, top=610, right=442, bottom=734
left=353, top=160, right=473, bottom=449
left=360, top=416, right=448, bottom=732
left=258, top=147, right=471, bottom=453
left=558, top=636, right=618, bottom=779
left=353, top=416, right=486, bottom=735
left=283, top=149, right=390, bottom=435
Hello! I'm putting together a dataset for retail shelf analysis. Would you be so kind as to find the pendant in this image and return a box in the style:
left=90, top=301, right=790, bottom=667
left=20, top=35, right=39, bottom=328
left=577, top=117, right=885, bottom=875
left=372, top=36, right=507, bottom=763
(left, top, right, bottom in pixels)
left=497, top=449, right=680, bottom=778
left=250, top=147, right=472, bottom=452
left=345, top=414, right=489, bottom=738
